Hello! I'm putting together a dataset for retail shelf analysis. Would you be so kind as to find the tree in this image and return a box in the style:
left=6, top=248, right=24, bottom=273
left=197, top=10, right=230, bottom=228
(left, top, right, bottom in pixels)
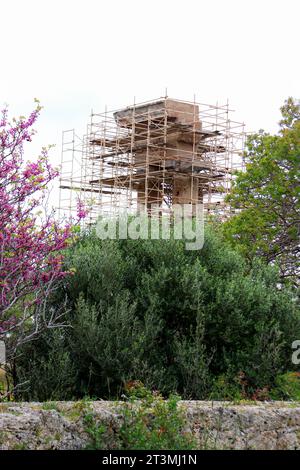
left=223, top=98, right=300, bottom=283
left=0, top=101, right=85, bottom=381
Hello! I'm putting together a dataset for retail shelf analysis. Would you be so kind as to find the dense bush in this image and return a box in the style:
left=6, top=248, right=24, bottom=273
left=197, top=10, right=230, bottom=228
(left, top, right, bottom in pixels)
left=15, top=227, right=300, bottom=400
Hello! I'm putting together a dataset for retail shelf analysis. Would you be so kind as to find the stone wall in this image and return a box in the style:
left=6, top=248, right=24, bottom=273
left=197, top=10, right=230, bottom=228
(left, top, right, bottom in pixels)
left=0, top=401, right=300, bottom=450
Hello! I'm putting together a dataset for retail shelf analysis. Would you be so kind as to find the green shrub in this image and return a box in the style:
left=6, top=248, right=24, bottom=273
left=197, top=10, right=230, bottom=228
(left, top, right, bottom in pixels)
left=270, top=372, right=300, bottom=400
left=84, top=383, right=196, bottom=450
left=0, top=368, right=6, bottom=396
left=173, top=312, right=211, bottom=399
left=69, top=293, right=157, bottom=398
left=16, top=329, right=77, bottom=401
left=209, top=374, right=244, bottom=401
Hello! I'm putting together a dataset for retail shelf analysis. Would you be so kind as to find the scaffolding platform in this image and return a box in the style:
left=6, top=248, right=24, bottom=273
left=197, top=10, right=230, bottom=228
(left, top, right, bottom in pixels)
left=58, top=96, right=245, bottom=224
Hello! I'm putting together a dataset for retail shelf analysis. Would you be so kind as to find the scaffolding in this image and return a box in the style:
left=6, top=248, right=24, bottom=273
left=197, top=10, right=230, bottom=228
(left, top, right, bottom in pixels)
left=58, top=96, right=245, bottom=224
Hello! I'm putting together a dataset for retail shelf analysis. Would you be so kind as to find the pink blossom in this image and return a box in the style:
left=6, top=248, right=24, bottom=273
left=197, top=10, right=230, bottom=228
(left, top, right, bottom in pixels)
left=0, top=103, right=85, bottom=334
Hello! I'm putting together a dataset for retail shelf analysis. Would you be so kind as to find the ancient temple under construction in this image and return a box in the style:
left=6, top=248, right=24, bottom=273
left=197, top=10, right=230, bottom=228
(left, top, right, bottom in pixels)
left=58, top=96, right=245, bottom=224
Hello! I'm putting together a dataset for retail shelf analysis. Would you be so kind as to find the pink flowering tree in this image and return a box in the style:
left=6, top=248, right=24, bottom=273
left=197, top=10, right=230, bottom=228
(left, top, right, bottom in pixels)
left=0, top=101, right=85, bottom=390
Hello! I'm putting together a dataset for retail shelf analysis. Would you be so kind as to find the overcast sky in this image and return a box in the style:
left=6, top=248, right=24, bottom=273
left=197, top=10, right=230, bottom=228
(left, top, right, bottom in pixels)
left=1, top=0, right=299, bottom=189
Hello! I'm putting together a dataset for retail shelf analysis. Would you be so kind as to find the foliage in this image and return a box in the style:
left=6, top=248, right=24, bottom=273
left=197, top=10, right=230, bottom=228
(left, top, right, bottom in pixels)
left=16, top=228, right=300, bottom=401
left=0, top=103, right=85, bottom=375
left=69, top=293, right=157, bottom=398
left=209, top=374, right=244, bottom=401
left=0, top=368, right=6, bottom=395
left=270, top=372, right=300, bottom=401
left=84, top=383, right=196, bottom=450
left=15, top=329, right=77, bottom=401
left=173, top=312, right=211, bottom=399
left=223, top=97, right=300, bottom=283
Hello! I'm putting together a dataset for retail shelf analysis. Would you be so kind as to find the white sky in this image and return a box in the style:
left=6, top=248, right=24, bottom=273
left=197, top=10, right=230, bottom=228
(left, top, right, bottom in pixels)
left=1, top=0, right=299, bottom=205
